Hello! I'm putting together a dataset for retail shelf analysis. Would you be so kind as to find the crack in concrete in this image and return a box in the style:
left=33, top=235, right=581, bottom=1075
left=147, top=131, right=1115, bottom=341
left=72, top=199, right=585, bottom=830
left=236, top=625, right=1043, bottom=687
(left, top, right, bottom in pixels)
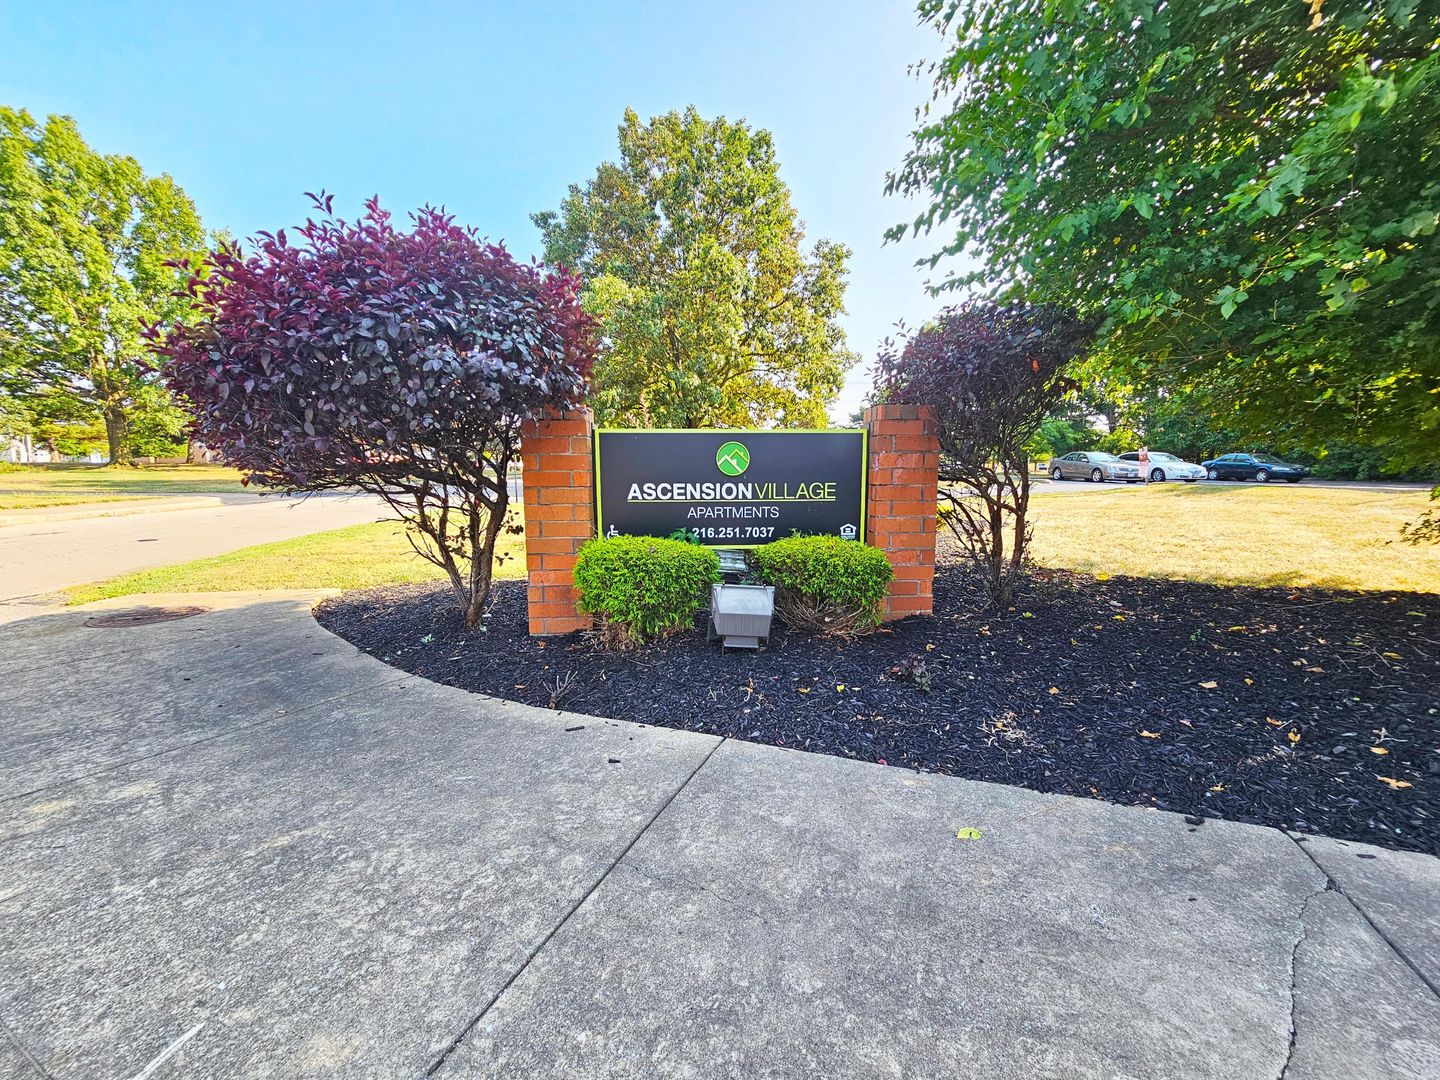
left=622, top=859, right=781, bottom=934
left=1278, top=880, right=1331, bottom=1080
left=1287, top=834, right=1440, bottom=1003
left=668, top=876, right=776, bottom=929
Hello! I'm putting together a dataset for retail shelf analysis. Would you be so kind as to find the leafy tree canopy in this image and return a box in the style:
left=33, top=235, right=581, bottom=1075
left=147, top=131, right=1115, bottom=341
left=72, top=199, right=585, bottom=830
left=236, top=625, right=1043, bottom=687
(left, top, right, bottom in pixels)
left=889, top=0, right=1439, bottom=472
left=534, top=107, right=857, bottom=428
left=0, top=108, right=204, bottom=461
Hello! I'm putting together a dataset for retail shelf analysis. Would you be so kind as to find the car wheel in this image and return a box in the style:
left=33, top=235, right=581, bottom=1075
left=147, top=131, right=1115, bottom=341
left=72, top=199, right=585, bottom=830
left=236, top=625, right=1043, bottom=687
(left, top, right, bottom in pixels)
left=1255, top=469, right=1270, bottom=482
left=1149, top=468, right=1165, bottom=483
left=1090, top=468, right=1104, bottom=482
left=1206, top=468, right=1219, bottom=480
left=1051, top=467, right=1063, bottom=480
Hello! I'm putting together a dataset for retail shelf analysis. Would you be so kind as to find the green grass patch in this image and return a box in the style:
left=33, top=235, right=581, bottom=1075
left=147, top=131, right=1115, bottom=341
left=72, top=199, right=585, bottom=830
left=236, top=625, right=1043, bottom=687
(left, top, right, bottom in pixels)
left=66, top=516, right=527, bottom=604
left=0, top=463, right=251, bottom=494
left=0, top=492, right=154, bottom=510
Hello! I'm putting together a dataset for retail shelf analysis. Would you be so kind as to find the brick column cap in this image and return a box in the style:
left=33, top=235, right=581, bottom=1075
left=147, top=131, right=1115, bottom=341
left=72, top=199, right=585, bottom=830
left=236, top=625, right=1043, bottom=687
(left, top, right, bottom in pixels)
left=863, top=403, right=936, bottom=423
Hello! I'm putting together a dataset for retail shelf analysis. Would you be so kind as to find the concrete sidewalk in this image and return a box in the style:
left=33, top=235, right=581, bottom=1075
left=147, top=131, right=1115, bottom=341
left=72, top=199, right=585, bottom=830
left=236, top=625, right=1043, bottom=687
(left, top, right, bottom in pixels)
left=1, top=594, right=1436, bottom=1078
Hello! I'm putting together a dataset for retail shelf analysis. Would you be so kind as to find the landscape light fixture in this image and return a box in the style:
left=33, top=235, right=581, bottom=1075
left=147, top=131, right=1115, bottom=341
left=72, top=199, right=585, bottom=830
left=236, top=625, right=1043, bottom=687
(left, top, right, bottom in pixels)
left=708, top=582, right=775, bottom=651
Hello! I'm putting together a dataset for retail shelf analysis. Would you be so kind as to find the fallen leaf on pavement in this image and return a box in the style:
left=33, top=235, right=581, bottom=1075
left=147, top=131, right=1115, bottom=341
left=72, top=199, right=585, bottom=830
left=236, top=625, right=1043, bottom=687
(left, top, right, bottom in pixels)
left=955, top=827, right=982, bottom=841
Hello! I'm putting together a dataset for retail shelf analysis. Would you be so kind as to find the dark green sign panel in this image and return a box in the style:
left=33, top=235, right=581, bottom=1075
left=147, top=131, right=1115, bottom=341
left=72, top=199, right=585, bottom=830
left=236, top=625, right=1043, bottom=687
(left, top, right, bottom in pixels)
left=594, top=429, right=868, bottom=548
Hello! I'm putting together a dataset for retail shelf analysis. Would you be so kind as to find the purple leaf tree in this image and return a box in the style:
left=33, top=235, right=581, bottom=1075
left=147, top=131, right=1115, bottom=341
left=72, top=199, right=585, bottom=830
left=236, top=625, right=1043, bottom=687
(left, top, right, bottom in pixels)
left=876, top=302, right=1094, bottom=610
left=150, top=195, right=597, bottom=626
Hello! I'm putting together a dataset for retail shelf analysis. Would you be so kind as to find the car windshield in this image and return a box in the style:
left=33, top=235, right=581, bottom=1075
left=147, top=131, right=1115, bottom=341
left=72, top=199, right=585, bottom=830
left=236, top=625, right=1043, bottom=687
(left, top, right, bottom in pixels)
left=1151, top=452, right=1179, bottom=461
left=1088, top=452, right=1120, bottom=462
left=1252, top=453, right=1284, bottom=463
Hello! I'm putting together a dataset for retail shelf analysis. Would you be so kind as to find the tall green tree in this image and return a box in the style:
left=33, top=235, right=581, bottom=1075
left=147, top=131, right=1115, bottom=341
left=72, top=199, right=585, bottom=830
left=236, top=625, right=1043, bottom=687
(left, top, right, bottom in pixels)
left=0, top=108, right=204, bottom=462
left=534, top=107, right=857, bottom=428
left=888, top=0, right=1439, bottom=472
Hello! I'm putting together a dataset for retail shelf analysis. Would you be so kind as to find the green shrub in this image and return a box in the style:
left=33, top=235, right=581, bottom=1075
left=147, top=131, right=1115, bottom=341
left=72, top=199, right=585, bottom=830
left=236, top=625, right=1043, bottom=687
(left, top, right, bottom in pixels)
left=573, top=535, right=720, bottom=647
left=751, top=535, right=892, bottom=636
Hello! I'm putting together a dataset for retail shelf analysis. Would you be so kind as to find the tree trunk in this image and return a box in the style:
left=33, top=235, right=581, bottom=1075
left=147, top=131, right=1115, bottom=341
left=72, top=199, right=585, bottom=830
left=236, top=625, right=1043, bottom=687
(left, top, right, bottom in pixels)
left=986, top=500, right=1007, bottom=608
left=103, top=405, right=126, bottom=465
left=463, top=492, right=510, bottom=629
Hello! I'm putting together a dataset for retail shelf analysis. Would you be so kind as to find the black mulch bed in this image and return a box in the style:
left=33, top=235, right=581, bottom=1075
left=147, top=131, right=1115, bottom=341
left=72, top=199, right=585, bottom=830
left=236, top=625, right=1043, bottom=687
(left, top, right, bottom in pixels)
left=315, top=560, right=1440, bottom=855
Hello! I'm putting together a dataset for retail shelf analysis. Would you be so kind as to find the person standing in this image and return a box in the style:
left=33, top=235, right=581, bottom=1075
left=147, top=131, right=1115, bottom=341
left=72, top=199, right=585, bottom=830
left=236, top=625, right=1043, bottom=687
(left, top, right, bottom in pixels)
left=1139, top=445, right=1151, bottom=483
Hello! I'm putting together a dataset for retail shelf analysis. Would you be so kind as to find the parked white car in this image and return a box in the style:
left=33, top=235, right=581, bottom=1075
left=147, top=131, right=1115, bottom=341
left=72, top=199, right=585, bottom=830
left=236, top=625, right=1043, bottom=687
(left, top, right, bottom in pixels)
left=1118, top=451, right=1205, bottom=483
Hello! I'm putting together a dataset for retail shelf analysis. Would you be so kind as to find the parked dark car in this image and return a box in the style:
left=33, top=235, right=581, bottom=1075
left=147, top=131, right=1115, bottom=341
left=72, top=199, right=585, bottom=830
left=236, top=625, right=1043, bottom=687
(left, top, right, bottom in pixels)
left=1199, top=453, right=1309, bottom=483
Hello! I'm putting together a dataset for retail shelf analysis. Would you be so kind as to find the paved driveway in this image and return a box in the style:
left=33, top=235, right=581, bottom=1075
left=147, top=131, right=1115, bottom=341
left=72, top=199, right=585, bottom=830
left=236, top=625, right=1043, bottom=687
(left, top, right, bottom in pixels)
left=0, top=494, right=390, bottom=619
left=1, top=594, right=1436, bottom=1078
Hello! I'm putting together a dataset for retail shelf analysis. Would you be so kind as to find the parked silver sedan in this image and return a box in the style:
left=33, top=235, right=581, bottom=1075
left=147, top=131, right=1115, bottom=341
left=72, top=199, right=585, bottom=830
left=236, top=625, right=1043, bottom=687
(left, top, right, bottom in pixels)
left=1047, top=451, right=1142, bottom=483
left=1118, top=451, right=1205, bottom=483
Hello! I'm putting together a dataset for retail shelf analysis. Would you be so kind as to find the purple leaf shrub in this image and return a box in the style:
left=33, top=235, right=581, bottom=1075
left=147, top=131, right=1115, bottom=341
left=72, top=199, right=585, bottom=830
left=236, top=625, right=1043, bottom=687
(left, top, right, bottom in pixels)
left=151, top=194, right=597, bottom=625
left=875, top=302, right=1094, bottom=610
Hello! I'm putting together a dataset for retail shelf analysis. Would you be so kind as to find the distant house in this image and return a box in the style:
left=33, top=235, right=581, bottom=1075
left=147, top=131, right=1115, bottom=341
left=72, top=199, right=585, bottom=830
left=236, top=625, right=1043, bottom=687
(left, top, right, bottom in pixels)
left=1, top=434, right=41, bottom=463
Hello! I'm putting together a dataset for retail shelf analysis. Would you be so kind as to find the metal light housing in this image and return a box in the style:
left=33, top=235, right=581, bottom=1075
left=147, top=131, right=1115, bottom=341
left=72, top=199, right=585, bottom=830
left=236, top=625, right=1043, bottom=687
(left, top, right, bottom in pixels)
left=708, top=583, right=775, bottom=650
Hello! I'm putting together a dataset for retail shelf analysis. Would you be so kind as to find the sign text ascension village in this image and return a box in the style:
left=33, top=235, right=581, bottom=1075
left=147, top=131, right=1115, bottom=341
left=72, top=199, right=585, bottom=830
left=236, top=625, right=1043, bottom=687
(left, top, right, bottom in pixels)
left=623, top=480, right=838, bottom=520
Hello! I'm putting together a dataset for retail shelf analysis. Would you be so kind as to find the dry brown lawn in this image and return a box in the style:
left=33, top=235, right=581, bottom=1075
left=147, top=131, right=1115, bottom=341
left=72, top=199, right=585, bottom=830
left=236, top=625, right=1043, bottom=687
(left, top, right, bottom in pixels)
left=1027, top=483, right=1439, bottom=593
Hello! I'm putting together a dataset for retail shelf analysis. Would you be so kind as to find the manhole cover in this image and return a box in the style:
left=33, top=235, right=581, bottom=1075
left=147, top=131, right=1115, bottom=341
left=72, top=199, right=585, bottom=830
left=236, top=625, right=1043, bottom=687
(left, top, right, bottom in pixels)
left=85, top=605, right=209, bottom=628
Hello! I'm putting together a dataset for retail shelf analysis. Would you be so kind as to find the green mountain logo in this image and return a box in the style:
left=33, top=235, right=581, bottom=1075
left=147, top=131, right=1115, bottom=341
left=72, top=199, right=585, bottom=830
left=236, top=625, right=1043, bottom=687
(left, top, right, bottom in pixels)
left=715, top=441, right=751, bottom=476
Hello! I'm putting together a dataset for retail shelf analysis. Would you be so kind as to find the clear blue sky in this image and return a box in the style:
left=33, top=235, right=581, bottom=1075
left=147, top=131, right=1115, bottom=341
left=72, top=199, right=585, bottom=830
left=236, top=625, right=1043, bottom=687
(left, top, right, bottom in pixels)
left=1, top=1, right=959, bottom=420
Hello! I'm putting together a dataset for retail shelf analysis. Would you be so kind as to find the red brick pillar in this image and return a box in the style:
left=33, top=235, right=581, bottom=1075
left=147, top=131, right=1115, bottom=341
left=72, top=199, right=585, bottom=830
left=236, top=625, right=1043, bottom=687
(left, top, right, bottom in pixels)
left=519, top=407, right=595, bottom=636
left=864, top=404, right=939, bottom=620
